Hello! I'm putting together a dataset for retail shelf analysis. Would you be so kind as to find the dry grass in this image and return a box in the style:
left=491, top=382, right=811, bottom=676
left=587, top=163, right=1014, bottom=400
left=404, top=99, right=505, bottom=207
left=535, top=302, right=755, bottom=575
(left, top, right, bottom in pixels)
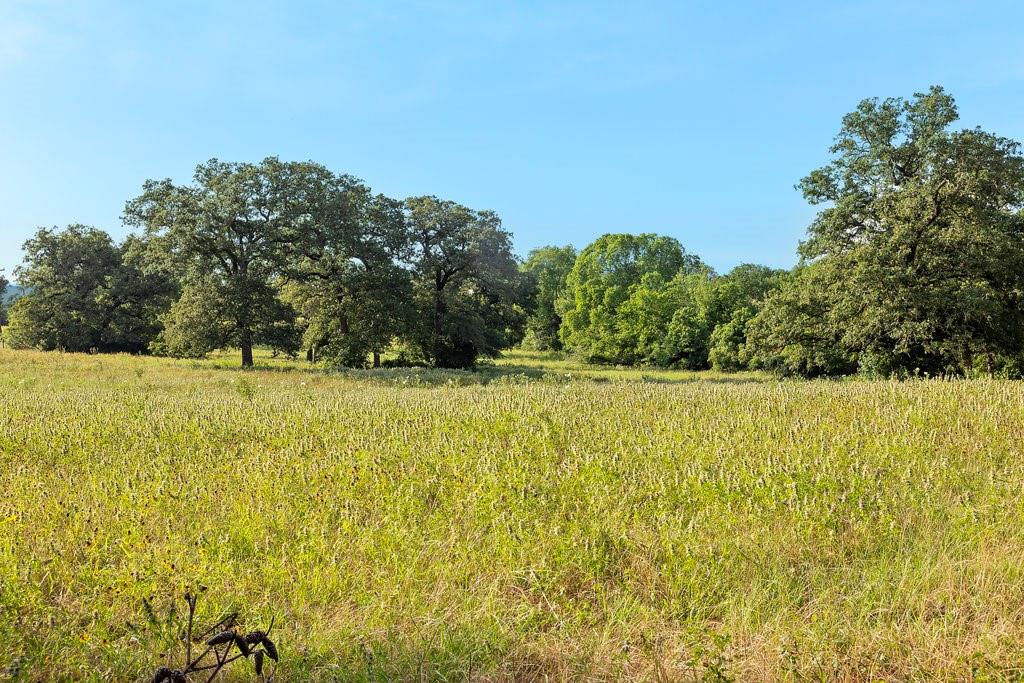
left=3, top=349, right=1024, bottom=680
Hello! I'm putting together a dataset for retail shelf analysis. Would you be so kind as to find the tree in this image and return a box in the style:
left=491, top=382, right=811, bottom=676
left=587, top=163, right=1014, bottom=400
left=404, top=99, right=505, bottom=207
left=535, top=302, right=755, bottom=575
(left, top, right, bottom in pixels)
left=0, top=271, right=8, bottom=327
left=7, top=225, right=119, bottom=351
left=124, top=158, right=318, bottom=366
left=703, top=264, right=786, bottom=371
left=520, top=245, right=577, bottom=351
left=615, top=268, right=703, bottom=366
left=5, top=226, right=174, bottom=352
left=404, top=196, right=526, bottom=368
left=648, top=268, right=720, bottom=368
left=106, top=234, right=180, bottom=351
left=558, top=233, right=703, bottom=364
left=743, top=262, right=856, bottom=376
left=566, top=252, right=782, bottom=369
left=750, top=86, right=1024, bottom=376
left=288, top=178, right=412, bottom=368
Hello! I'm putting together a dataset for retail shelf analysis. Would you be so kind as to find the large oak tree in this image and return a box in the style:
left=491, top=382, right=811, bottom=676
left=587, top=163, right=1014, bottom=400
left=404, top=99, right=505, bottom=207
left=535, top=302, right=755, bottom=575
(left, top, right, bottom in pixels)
left=287, top=175, right=412, bottom=367
left=124, top=158, right=324, bottom=366
left=749, top=86, right=1024, bottom=376
left=404, top=196, right=526, bottom=368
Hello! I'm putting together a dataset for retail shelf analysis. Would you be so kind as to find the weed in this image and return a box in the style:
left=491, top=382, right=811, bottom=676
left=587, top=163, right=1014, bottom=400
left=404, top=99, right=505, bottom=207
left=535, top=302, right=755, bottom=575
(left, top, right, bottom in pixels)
left=151, top=590, right=279, bottom=682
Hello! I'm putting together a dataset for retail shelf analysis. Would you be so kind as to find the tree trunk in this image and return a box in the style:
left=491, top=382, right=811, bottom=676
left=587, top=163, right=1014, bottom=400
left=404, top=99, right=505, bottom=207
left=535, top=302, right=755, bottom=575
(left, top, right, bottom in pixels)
left=240, top=328, right=254, bottom=367
left=432, top=289, right=444, bottom=363
left=373, top=352, right=380, bottom=368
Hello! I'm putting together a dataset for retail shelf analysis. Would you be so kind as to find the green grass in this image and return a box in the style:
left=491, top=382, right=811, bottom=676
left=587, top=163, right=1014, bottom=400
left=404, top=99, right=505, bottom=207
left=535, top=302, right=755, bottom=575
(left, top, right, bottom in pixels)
left=496, top=350, right=768, bottom=384
left=181, top=348, right=769, bottom=385
left=3, top=349, right=1024, bottom=680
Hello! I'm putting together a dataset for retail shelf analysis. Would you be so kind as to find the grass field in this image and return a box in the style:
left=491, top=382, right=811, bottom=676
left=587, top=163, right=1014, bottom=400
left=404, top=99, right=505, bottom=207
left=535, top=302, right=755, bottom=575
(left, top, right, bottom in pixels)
left=3, top=349, right=1024, bottom=680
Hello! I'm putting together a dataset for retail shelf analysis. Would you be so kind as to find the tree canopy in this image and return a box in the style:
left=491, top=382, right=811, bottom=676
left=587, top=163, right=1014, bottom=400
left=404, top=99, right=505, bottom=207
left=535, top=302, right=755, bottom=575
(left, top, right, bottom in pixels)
left=6, top=226, right=174, bottom=353
left=287, top=178, right=412, bottom=367
left=520, top=245, right=577, bottom=351
left=558, top=233, right=704, bottom=364
left=747, top=86, right=1024, bottom=376
left=119, top=162, right=529, bottom=368
left=123, top=158, right=323, bottom=365
left=11, top=86, right=1024, bottom=378
left=404, top=196, right=527, bottom=368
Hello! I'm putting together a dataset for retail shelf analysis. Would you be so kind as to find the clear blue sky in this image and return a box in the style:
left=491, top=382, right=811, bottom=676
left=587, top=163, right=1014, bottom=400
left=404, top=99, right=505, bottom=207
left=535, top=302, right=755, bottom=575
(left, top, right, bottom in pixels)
left=2, top=1, right=1023, bottom=279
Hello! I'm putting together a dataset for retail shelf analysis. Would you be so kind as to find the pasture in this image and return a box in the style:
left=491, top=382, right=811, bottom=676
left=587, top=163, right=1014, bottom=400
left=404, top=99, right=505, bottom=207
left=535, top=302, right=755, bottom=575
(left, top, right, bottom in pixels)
left=2, top=350, right=1024, bottom=680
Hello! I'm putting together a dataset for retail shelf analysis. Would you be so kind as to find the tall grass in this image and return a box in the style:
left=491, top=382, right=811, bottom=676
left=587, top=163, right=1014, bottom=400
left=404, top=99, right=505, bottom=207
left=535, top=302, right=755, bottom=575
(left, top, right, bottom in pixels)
left=2, top=349, right=1024, bottom=680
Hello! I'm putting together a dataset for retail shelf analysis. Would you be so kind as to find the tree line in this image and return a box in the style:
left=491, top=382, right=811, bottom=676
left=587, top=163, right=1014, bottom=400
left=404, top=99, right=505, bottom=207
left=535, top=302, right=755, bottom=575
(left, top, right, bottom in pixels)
left=5, top=86, right=1024, bottom=377
left=3, top=162, right=529, bottom=368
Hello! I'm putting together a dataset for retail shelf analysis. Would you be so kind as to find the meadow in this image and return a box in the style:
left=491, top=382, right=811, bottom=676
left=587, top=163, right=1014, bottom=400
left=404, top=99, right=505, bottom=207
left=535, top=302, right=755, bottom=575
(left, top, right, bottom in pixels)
left=3, top=349, right=1024, bottom=681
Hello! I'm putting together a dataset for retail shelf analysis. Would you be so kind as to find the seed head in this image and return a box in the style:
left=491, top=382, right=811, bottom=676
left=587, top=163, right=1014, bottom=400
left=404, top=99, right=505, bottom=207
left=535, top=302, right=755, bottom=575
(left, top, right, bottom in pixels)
left=206, top=630, right=235, bottom=646
left=262, top=636, right=279, bottom=661
left=244, top=630, right=265, bottom=645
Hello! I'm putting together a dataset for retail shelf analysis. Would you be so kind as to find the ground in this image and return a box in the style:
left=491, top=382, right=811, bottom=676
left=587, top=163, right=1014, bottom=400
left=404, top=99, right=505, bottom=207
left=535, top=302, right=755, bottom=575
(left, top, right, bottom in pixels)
left=2, top=349, right=1024, bottom=681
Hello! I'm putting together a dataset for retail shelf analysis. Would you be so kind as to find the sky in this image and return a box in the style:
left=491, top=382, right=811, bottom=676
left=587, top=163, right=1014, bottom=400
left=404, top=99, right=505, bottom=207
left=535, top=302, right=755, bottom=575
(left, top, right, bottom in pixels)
left=2, top=0, right=1024, bottom=279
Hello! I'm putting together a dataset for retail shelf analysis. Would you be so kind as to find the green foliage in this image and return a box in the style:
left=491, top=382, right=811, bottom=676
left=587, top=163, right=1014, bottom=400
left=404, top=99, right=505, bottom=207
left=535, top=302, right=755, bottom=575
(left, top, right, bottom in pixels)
left=404, top=196, right=529, bottom=368
left=0, top=270, right=8, bottom=326
left=750, top=86, right=1024, bottom=377
left=11, top=159, right=531, bottom=369
left=558, top=237, right=781, bottom=370
left=744, top=262, right=856, bottom=377
left=6, top=226, right=174, bottom=352
left=152, top=279, right=232, bottom=358
left=105, top=235, right=179, bottom=351
left=558, top=233, right=703, bottom=364
left=614, top=269, right=691, bottom=365
left=707, top=307, right=752, bottom=372
left=520, top=245, right=577, bottom=351
left=7, top=225, right=119, bottom=351
left=649, top=265, right=781, bottom=370
left=288, top=183, right=413, bottom=368
left=125, top=158, right=317, bottom=366
left=657, top=270, right=723, bottom=368
left=154, top=276, right=299, bottom=359
left=702, top=265, right=788, bottom=372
